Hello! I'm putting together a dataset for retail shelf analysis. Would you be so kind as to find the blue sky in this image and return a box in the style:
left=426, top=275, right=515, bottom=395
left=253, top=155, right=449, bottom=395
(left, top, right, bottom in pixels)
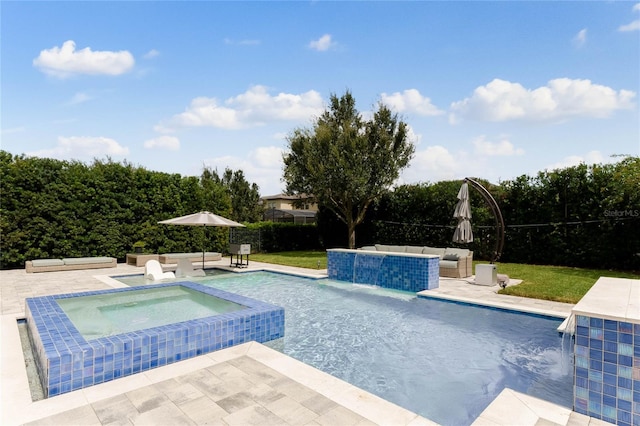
left=2, top=1, right=639, bottom=196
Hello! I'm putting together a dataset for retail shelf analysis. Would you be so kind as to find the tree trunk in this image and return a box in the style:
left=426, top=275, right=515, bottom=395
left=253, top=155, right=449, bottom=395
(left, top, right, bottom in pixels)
left=348, top=221, right=356, bottom=249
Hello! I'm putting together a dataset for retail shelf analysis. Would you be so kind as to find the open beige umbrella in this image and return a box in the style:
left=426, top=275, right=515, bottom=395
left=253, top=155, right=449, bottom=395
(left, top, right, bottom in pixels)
left=452, top=182, right=473, bottom=244
left=158, top=211, right=245, bottom=267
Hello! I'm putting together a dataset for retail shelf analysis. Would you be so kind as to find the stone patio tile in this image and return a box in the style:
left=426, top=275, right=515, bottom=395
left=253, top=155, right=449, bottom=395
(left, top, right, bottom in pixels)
left=230, top=355, right=288, bottom=385
left=300, top=393, right=339, bottom=416
left=216, top=391, right=259, bottom=413
left=265, top=394, right=319, bottom=425
left=197, top=376, right=256, bottom=401
left=177, top=395, right=228, bottom=424
left=314, top=405, right=368, bottom=426
left=154, top=379, right=205, bottom=405
left=241, top=382, right=286, bottom=405
left=132, top=403, right=194, bottom=426
left=24, top=404, right=101, bottom=426
left=92, top=394, right=139, bottom=425
left=207, top=360, right=251, bottom=381
left=125, top=385, right=170, bottom=414
left=222, top=404, right=288, bottom=426
left=271, top=376, right=321, bottom=403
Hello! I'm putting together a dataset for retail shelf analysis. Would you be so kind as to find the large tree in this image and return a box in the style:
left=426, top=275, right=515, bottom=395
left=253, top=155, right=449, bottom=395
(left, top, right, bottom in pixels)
left=283, top=91, right=415, bottom=248
left=201, top=166, right=262, bottom=222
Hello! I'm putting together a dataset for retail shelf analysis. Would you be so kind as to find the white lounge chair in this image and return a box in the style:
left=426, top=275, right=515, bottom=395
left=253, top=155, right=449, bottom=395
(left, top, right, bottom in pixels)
left=175, top=258, right=206, bottom=278
left=144, top=259, right=175, bottom=281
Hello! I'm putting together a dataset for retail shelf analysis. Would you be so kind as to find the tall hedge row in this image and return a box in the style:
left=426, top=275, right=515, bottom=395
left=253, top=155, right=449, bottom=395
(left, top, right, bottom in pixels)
left=320, top=158, right=640, bottom=271
left=0, top=152, right=233, bottom=268
left=1, top=150, right=638, bottom=271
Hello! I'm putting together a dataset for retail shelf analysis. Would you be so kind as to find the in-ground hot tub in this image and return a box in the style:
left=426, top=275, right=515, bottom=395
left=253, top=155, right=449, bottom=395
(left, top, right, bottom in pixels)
left=25, top=282, right=285, bottom=398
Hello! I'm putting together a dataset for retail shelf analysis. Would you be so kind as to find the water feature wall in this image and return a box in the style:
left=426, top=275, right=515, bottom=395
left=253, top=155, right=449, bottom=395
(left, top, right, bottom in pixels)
left=570, top=277, right=639, bottom=426
left=25, top=282, right=284, bottom=398
left=327, top=249, right=439, bottom=292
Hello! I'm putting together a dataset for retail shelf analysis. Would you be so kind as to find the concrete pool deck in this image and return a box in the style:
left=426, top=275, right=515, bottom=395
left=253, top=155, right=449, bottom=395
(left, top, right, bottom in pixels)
left=0, top=259, right=614, bottom=425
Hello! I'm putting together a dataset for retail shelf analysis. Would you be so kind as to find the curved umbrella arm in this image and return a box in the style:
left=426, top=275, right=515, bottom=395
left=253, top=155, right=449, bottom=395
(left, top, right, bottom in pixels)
left=464, top=177, right=505, bottom=263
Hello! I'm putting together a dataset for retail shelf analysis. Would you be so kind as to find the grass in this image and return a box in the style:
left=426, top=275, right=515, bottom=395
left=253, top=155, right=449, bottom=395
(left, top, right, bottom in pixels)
left=251, top=250, right=328, bottom=270
left=489, top=262, right=637, bottom=304
left=250, top=250, right=638, bottom=304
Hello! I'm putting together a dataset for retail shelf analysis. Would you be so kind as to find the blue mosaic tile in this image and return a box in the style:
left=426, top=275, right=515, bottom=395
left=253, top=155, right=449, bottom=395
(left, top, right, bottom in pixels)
left=327, top=250, right=439, bottom=291
left=25, top=281, right=285, bottom=398
left=572, top=313, right=640, bottom=426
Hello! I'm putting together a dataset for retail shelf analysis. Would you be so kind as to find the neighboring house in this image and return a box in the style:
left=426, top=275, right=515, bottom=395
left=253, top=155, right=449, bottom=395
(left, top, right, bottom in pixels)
left=260, top=193, right=317, bottom=224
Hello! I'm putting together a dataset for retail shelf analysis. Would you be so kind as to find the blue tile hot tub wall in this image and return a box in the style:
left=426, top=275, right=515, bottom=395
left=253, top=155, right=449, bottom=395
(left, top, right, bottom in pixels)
left=25, top=282, right=285, bottom=398
left=327, top=250, right=439, bottom=292
left=573, top=315, right=640, bottom=426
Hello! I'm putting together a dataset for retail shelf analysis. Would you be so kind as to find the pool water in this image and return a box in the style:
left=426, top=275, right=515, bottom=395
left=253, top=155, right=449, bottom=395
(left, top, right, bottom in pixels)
left=121, top=271, right=574, bottom=426
left=56, top=286, right=246, bottom=340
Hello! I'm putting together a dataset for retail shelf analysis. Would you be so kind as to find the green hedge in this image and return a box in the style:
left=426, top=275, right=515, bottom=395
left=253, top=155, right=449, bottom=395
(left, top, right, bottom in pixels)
left=0, top=152, right=233, bottom=269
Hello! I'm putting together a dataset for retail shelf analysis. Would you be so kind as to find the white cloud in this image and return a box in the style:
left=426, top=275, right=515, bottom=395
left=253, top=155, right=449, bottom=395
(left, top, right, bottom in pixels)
left=143, top=135, right=180, bottom=150
left=472, top=135, right=524, bottom=156
left=66, top=92, right=93, bottom=105
left=27, top=136, right=129, bottom=159
left=164, top=85, right=324, bottom=130
left=33, top=40, right=135, bottom=78
left=572, top=28, right=587, bottom=47
left=248, top=146, right=284, bottom=168
left=449, top=78, right=636, bottom=123
left=380, top=89, right=444, bottom=116
left=619, top=3, right=640, bottom=32
left=544, top=150, right=616, bottom=171
left=203, top=146, right=286, bottom=195
left=402, top=145, right=458, bottom=183
left=143, top=49, right=160, bottom=59
left=619, top=20, right=640, bottom=32
left=308, top=34, right=334, bottom=51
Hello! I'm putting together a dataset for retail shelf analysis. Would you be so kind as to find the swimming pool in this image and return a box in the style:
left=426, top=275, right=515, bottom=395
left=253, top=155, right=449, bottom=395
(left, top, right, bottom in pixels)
left=25, top=282, right=284, bottom=398
left=119, top=271, right=573, bottom=425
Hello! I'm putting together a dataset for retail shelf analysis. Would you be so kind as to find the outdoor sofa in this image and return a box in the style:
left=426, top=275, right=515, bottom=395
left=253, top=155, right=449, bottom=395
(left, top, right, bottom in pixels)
left=25, top=257, right=117, bottom=273
left=359, top=244, right=473, bottom=278
left=158, top=252, right=222, bottom=264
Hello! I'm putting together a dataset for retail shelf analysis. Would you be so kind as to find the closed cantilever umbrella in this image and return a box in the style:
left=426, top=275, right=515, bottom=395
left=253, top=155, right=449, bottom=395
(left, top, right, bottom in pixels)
left=158, top=211, right=245, bottom=267
left=452, top=182, right=473, bottom=244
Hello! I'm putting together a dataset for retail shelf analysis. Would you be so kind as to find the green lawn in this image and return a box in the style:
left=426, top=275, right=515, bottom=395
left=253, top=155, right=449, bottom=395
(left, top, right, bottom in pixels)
left=250, top=250, right=638, bottom=304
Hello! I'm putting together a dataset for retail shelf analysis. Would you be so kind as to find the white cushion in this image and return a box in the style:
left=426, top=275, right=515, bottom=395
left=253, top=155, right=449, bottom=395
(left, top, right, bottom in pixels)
left=375, top=244, right=406, bottom=253
left=63, top=257, right=113, bottom=265
left=405, top=246, right=424, bottom=254
left=422, top=247, right=446, bottom=258
left=444, top=248, right=470, bottom=258
left=31, top=259, right=64, bottom=267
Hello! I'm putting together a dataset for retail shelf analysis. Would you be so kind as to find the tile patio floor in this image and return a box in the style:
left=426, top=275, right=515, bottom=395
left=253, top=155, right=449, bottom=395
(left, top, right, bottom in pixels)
left=0, top=258, right=612, bottom=425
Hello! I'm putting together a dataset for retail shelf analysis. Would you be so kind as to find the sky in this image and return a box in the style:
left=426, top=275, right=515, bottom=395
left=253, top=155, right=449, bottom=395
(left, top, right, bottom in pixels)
left=2, top=1, right=639, bottom=197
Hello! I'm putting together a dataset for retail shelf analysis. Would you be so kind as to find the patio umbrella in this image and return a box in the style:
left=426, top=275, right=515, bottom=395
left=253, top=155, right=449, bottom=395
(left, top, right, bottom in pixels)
left=452, top=182, right=473, bottom=244
left=158, top=211, right=245, bottom=267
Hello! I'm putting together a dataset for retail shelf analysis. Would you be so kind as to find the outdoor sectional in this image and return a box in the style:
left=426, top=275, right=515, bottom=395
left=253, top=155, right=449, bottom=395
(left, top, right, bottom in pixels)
left=25, top=257, right=117, bottom=273
left=158, top=252, right=222, bottom=264
left=359, top=244, right=473, bottom=278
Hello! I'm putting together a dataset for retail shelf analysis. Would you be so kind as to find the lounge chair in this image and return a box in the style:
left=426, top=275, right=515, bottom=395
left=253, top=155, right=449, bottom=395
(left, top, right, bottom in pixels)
left=144, top=259, right=175, bottom=281
left=175, top=258, right=206, bottom=278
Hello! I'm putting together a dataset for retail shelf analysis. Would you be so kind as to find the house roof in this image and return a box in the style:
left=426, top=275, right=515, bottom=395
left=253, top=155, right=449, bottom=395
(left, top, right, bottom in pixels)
left=260, top=193, right=313, bottom=201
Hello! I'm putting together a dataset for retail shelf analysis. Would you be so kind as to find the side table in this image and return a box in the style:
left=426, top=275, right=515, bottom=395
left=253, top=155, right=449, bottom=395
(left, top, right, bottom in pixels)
left=126, top=253, right=160, bottom=267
